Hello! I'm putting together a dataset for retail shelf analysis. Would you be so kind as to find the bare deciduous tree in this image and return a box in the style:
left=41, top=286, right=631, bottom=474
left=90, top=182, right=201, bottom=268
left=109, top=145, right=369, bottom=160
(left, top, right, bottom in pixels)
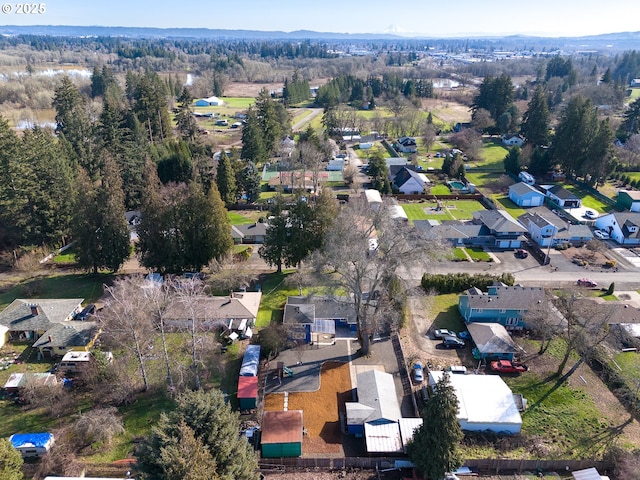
left=98, top=276, right=155, bottom=391
left=311, top=197, right=443, bottom=355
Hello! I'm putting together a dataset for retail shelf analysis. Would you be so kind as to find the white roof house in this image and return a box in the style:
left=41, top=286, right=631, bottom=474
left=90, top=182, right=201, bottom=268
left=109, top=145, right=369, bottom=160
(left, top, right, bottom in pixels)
left=389, top=204, right=409, bottom=221
left=364, top=189, right=383, bottom=209
left=429, top=371, right=522, bottom=433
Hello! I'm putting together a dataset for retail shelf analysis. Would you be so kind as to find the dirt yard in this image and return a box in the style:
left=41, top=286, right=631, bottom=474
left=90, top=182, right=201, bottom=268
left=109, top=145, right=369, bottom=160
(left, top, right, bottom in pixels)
left=560, top=245, right=611, bottom=268
left=264, top=361, right=352, bottom=455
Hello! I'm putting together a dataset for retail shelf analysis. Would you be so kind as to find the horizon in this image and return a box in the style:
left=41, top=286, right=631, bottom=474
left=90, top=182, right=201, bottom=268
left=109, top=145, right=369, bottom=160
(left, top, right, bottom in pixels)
left=1, top=0, right=639, bottom=38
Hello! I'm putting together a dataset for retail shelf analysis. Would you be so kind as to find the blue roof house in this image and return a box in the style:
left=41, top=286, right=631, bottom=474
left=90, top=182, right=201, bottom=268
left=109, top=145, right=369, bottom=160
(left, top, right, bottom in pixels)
left=508, top=182, right=545, bottom=207
left=458, top=285, right=545, bottom=330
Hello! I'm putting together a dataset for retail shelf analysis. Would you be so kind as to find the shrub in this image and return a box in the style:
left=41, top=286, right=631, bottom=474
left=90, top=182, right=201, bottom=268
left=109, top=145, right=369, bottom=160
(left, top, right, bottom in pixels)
left=421, top=272, right=515, bottom=294
left=607, top=282, right=615, bottom=295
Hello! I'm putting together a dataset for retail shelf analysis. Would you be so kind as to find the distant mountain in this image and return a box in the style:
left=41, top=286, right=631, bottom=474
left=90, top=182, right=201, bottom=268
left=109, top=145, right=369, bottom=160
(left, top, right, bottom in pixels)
left=0, top=25, right=404, bottom=40
left=0, top=25, right=639, bottom=48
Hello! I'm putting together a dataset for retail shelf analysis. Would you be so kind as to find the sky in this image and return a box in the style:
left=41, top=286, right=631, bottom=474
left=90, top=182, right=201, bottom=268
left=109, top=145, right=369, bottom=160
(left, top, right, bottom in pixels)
left=4, top=0, right=640, bottom=38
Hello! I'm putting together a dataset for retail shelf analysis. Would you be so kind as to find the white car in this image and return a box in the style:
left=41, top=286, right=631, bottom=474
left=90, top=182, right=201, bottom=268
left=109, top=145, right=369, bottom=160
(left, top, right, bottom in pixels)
left=584, top=210, right=598, bottom=219
left=593, top=230, right=609, bottom=240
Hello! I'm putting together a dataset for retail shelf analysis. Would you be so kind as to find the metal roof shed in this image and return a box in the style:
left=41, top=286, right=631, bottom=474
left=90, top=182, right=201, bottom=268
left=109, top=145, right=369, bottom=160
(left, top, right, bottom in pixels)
left=237, top=375, right=258, bottom=410
left=261, top=410, right=303, bottom=458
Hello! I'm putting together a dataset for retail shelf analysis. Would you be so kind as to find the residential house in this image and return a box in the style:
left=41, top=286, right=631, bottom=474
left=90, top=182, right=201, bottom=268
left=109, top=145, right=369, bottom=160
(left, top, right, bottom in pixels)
left=428, top=371, right=522, bottom=434
left=231, top=222, right=267, bottom=244
left=501, top=134, right=524, bottom=147
left=594, top=212, right=640, bottom=245
left=32, top=321, right=101, bottom=358
left=518, top=208, right=593, bottom=247
left=617, top=190, right=640, bottom=212
left=396, top=137, right=417, bottom=153
left=385, top=157, right=408, bottom=169
left=414, top=220, right=483, bottom=247
left=393, top=167, right=430, bottom=194
left=3, top=372, right=58, bottom=393
left=466, top=322, right=521, bottom=360
left=472, top=210, right=527, bottom=249
left=631, top=79, right=640, bottom=88
left=326, top=158, right=345, bottom=171
left=458, top=285, right=546, bottom=330
left=346, top=370, right=402, bottom=438
left=194, top=96, right=223, bottom=106
left=508, top=182, right=545, bottom=207
left=0, top=299, right=83, bottom=347
left=283, top=295, right=357, bottom=343
left=389, top=204, right=409, bottom=221
left=280, top=135, right=295, bottom=157
left=163, top=291, right=262, bottom=337
left=543, top=185, right=581, bottom=208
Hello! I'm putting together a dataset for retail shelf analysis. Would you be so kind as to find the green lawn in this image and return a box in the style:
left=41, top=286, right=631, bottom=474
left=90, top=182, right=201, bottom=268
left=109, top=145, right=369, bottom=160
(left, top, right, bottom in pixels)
left=630, top=88, right=640, bottom=99
left=492, top=194, right=527, bottom=218
left=227, top=211, right=262, bottom=225
left=53, top=252, right=77, bottom=264
left=427, top=294, right=465, bottom=331
left=402, top=200, right=485, bottom=221
left=0, top=273, right=111, bottom=310
left=470, top=141, right=508, bottom=169
left=465, top=247, right=491, bottom=262
left=464, top=171, right=504, bottom=190
left=430, top=184, right=451, bottom=195
left=255, top=270, right=299, bottom=327
left=563, top=185, right=615, bottom=212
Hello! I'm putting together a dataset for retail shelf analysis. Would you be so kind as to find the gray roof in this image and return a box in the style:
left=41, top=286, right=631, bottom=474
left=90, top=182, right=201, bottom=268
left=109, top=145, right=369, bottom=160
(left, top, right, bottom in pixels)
left=0, top=299, right=83, bottom=332
left=547, top=185, right=579, bottom=200
left=350, top=370, right=401, bottom=424
left=164, top=292, right=262, bottom=321
left=235, top=222, right=268, bottom=237
left=518, top=211, right=555, bottom=229
left=619, top=189, right=640, bottom=201
left=284, top=296, right=357, bottom=325
left=464, top=286, right=545, bottom=311
left=467, top=322, right=520, bottom=354
left=414, top=220, right=483, bottom=240
left=473, top=210, right=526, bottom=234
left=509, top=182, right=542, bottom=197
left=283, top=303, right=315, bottom=324
left=32, top=321, right=100, bottom=349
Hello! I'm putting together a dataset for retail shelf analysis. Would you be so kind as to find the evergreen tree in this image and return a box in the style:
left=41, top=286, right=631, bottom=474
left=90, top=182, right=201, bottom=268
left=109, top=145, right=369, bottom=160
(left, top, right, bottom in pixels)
left=137, top=389, right=258, bottom=480
left=551, top=95, right=598, bottom=176
left=471, top=74, right=515, bottom=125
left=52, top=76, right=83, bottom=134
left=175, top=86, right=198, bottom=141
left=521, top=85, right=551, bottom=147
left=155, top=139, right=194, bottom=185
left=72, top=156, right=130, bottom=273
left=138, top=167, right=232, bottom=274
left=255, top=88, right=290, bottom=154
left=0, top=115, right=23, bottom=248
left=618, top=97, right=640, bottom=141
left=216, top=150, right=237, bottom=205
left=407, top=373, right=463, bottom=480
left=128, top=70, right=171, bottom=143
left=0, top=437, right=23, bottom=480
left=241, top=108, right=268, bottom=163
left=504, top=146, right=523, bottom=175
left=239, top=161, right=261, bottom=203
left=528, top=146, right=553, bottom=176
left=259, top=196, right=289, bottom=273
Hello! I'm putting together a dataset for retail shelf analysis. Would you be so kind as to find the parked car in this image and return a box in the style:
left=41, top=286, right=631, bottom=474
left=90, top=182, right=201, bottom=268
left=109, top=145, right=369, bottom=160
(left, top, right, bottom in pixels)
left=76, top=304, right=96, bottom=321
left=458, top=331, right=470, bottom=340
left=413, top=363, right=424, bottom=383
left=441, top=335, right=465, bottom=349
left=584, top=210, right=598, bottom=219
left=577, top=278, right=598, bottom=287
left=593, top=230, right=609, bottom=240
left=490, top=359, right=528, bottom=374
left=514, top=248, right=528, bottom=259
left=434, top=329, right=457, bottom=339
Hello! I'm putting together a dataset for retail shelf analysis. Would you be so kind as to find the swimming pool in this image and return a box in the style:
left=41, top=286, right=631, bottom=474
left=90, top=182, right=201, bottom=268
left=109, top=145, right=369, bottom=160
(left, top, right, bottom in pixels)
left=447, top=180, right=467, bottom=190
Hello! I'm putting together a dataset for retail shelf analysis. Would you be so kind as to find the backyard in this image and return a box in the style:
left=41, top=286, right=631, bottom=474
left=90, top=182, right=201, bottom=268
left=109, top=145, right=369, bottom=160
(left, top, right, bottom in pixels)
left=402, top=199, right=485, bottom=221
left=263, top=361, right=351, bottom=455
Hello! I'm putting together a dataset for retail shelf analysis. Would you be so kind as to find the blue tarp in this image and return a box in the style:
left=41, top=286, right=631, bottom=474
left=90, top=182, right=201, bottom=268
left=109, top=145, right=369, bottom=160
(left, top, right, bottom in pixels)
left=239, top=344, right=261, bottom=376
left=10, top=432, right=53, bottom=448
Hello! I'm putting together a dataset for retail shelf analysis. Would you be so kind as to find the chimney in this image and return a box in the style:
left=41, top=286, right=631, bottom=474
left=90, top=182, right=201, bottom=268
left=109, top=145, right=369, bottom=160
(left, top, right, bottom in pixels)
left=48, top=335, right=53, bottom=343
left=30, top=304, right=39, bottom=316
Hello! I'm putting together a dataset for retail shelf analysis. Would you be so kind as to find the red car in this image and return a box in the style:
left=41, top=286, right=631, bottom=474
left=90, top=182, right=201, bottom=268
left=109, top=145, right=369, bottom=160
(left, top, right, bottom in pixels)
left=577, top=278, right=598, bottom=287
left=490, top=359, right=528, bottom=374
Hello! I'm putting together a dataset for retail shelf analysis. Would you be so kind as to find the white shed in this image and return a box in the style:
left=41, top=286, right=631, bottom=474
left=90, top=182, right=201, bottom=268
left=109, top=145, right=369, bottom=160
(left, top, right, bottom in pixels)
left=429, top=371, right=522, bottom=434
